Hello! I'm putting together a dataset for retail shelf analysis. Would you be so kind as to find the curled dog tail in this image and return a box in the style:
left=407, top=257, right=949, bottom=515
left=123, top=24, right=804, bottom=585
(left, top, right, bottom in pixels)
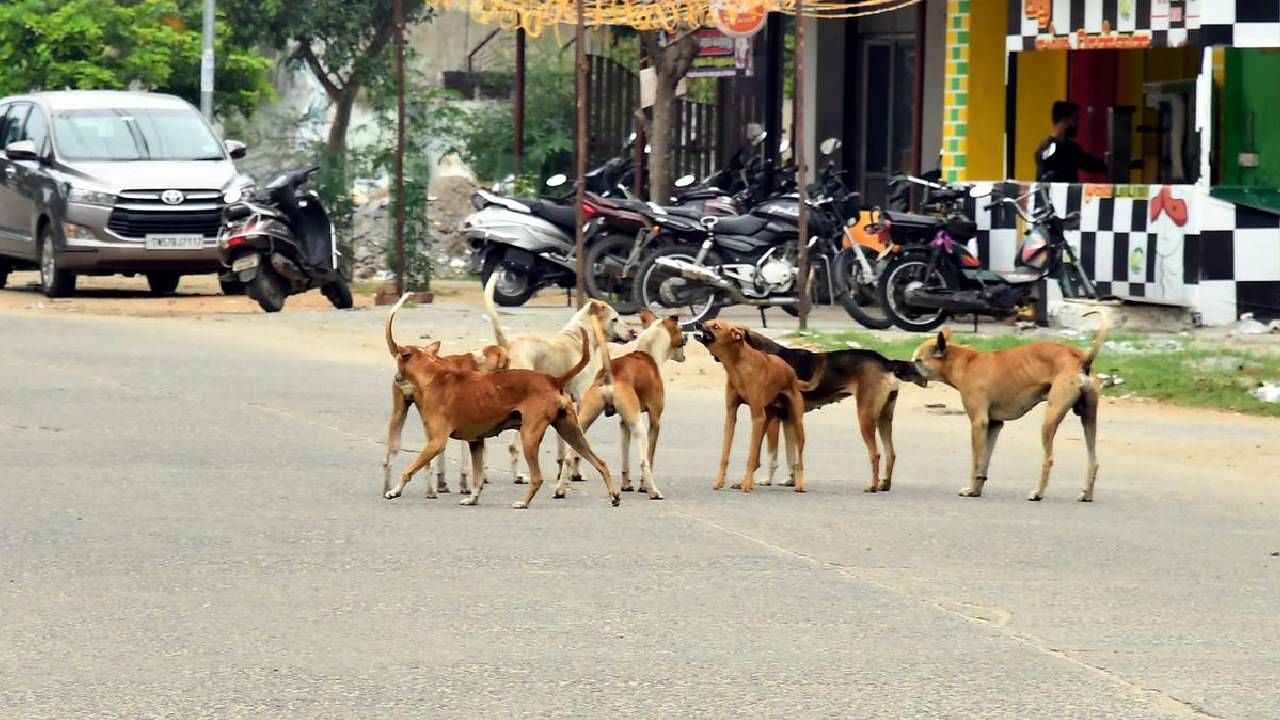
left=553, top=329, right=591, bottom=390
left=797, top=354, right=827, bottom=392
left=590, top=314, right=616, bottom=416
left=385, top=292, right=413, bottom=358
left=482, top=273, right=510, bottom=349
left=1082, top=311, right=1110, bottom=373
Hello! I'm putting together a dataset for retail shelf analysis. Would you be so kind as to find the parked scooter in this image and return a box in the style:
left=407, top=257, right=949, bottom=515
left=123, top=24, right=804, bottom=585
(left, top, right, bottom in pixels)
left=217, top=167, right=353, bottom=313
left=876, top=183, right=1096, bottom=332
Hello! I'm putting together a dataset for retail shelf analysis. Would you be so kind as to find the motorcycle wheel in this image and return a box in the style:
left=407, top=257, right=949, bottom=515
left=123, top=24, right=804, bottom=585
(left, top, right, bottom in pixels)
left=634, top=245, right=722, bottom=327
left=247, top=261, right=287, bottom=313
left=583, top=234, right=642, bottom=314
left=481, top=253, right=538, bottom=307
left=833, top=249, right=893, bottom=330
left=779, top=261, right=837, bottom=319
left=877, top=253, right=956, bottom=333
left=322, top=275, right=354, bottom=310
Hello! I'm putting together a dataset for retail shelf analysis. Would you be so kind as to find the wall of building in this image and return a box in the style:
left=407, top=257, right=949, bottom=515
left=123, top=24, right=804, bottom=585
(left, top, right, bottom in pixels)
left=1012, top=48, right=1067, bottom=180
left=1222, top=47, right=1280, bottom=189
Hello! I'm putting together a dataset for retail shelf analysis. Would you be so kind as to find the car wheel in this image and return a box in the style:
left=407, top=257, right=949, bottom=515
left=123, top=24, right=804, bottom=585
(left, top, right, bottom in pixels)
left=146, top=272, right=181, bottom=296
left=38, top=227, right=76, bottom=298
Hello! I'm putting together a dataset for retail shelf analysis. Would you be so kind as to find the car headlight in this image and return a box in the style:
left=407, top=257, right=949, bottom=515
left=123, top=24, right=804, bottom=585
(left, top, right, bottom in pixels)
left=65, top=186, right=116, bottom=206
left=224, top=181, right=256, bottom=204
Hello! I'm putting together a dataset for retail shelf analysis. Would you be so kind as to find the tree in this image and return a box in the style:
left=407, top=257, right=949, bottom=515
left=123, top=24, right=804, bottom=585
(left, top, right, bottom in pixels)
left=223, top=0, right=434, bottom=156
left=0, top=0, right=270, bottom=117
left=638, top=30, right=699, bottom=203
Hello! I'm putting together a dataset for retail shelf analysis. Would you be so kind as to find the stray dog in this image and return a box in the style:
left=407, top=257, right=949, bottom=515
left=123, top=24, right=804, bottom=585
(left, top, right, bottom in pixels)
left=384, top=315, right=619, bottom=509
left=483, top=273, right=632, bottom=484
left=555, top=309, right=687, bottom=500
left=910, top=314, right=1109, bottom=501
left=744, top=331, right=926, bottom=492
left=696, top=320, right=825, bottom=493
left=382, top=296, right=509, bottom=498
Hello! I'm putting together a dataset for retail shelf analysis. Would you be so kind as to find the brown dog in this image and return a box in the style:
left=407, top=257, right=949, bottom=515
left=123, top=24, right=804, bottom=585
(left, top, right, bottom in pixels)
left=384, top=319, right=619, bottom=509
left=382, top=296, right=509, bottom=498
left=696, top=320, right=824, bottom=493
left=555, top=309, right=687, bottom=500
left=910, top=314, right=1109, bottom=502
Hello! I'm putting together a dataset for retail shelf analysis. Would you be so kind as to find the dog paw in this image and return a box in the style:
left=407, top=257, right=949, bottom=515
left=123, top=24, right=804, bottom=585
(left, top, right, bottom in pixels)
left=570, top=474, right=584, bottom=483
left=460, top=496, right=478, bottom=506
left=757, top=478, right=773, bottom=486
left=513, top=475, right=528, bottom=485
left=1078, top=492, right=1093, bottom=503
left=649, top=491, right=664, bottom=500
left=1027, top=492, right=1043, bottom=502
left=620, top=484, right=634, bottom=492
left=553, top=491, right=567, bottom=499
left=862, top=484, right=878, bottom=493
left=512, top=501, right=529, bottom=510
left=958, top=487, right=982, bottom=498
left=779, top=478, right=796, bottom=487
left=712, top=480, right=724, bottom=491
left=877, top=481, right=892, bottom=492
left=436, top=486, right=450, bottom=494
left=384, top=489, right=402, bottom=500
left=611, top=494, right=621, bottom=507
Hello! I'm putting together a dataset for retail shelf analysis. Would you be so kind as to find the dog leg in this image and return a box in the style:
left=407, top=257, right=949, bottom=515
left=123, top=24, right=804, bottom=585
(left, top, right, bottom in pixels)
left=714, top=389, right=741, bottom=490
left=434, top=447, right=451, bottom=495
left=961, top=415, right=994, bottom=497
left=1030, top=386, right=1075, bottom=501
left=876, top=391, right=899, bottom=491
left=560, top=437, right=584, bottom=483
left=759, top=416, right=780, bottom=486
left=555, top=390, right=606, bottom=499
left=460, top=441, right=486, bottom=506
left=732, top=407, right=766, bottom=492
left=382, top=385, right=412, bottom=496
left=779, top=413, right=798, bottom=487
left=1079, top=390, right=1100, bottom=502
left=554, top=416, right=620, bottom=507
left=620, top=402, right=660, bottom=500
left=458, top=442, right=470, bottom=495
left=643, top=411, right=663, bottom=500
left=619, top=422, right=634, bottom=492
left=787, top=391, right=807, bottom=493
left=508, top=436, right=527, bottom=484
left=386, top=432, right=448, bottom=500
left=513, top=423, right=550, bottom=509
left=857, top=402, right=881, bottom=493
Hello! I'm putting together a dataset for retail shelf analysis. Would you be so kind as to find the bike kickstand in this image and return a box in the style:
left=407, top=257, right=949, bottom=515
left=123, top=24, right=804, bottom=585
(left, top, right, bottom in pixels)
left=759, top=307, right=768, bottom=328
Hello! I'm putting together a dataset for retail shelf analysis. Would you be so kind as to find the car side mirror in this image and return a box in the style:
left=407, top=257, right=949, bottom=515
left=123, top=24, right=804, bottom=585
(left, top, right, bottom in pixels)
left=5, top=140, right=39, bottom=162
left=224, top=140, right=247, bottom=160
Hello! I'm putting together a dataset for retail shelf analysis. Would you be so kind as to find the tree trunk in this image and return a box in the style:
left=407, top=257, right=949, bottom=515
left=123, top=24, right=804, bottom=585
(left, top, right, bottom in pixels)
left=327, top=84, right=359, bottom=155
left=640, top=30, right=698, bottom=204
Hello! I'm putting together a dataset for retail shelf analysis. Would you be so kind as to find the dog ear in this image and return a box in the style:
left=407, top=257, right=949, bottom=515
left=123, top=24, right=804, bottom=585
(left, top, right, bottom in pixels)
left=424, top=340, right=442, bottom=356
left=729, top=327, right=743, bottom=343
left=934, top=330, right=947, bottom=356
left=639, top=308, right=657, bottom=328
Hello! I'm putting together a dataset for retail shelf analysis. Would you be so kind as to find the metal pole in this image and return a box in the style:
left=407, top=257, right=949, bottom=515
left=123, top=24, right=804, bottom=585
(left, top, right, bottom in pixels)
left=911, top=0, right=927, bottom=209
left=513, top=25, right=526, bottom=178
left=794, top=7, right=810, bottom=329
left=393, top=0, right=407, bottom=295
left=573, top=0, right=588, bottom=307
left=200, top=0, right=215, bottom=119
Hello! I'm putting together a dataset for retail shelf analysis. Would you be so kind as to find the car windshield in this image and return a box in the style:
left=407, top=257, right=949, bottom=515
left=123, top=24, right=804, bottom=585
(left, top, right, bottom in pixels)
left=52, top=108, right=225, bottom=162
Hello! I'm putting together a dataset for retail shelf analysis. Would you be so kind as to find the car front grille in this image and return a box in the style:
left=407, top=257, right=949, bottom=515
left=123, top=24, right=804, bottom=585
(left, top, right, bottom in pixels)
left=107, top=189, right=224, bottom=239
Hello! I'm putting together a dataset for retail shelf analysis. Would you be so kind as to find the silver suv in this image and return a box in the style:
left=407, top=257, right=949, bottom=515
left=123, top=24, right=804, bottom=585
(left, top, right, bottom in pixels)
left=0, top=91, right=255, bottom=297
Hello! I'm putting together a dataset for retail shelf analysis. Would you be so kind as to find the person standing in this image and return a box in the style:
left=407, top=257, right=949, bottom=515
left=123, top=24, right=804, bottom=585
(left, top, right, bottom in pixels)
left=1034, top=101, right=1107, bottom=182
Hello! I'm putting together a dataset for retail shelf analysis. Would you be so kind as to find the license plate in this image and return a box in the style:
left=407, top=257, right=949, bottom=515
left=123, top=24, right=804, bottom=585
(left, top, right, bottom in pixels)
left=145, top=234, right=205, bottom=250
left=231, top=254, right=260, bottom=272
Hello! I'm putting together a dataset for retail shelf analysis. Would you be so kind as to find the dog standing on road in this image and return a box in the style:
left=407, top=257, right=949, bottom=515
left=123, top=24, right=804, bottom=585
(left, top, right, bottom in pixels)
left=483, top=274, right=632, bottom=483
left=384, top=314, right=619, bottom=509
left=555, top=309, right=687, bottom=501
left=382, top=296, right=508, bottom=498
left=910, top=314, right=1109, bottom=501
left=696, top=320, right=824, bottom=493
left=743, top=331, right=925, bottom=492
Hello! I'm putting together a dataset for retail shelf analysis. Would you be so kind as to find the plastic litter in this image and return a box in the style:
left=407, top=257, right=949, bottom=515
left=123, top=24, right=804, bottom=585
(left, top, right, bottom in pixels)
left=1098, top=373, right=1125, bottom=388
left=1250, top=383, right=1280, bottom=404
left=1236, top=312, right=1269, bottom=335
left=1103, top=340, right=1140, bottom=354
left=1153, top=339, right=1182, bottom=351
left=1060, top=328, right=1081, bottom=337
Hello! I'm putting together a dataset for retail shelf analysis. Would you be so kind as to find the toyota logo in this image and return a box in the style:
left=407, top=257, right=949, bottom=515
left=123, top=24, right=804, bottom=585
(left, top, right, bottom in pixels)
left=160, top=189, right=185, bottom=205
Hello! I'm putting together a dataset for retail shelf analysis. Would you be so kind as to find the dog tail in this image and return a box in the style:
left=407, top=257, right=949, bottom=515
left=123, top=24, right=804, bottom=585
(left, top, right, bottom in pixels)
left=1082, top=311, right=1110, bottom=373
left=590, top=314, right=617, bottom=416
left=553, top=329, right=592, bottom=390
left=482, top=273, right=510, bottom=349
left=385, top=292, right=413, bottom=358
left=797, top=354, right=827, bottom=392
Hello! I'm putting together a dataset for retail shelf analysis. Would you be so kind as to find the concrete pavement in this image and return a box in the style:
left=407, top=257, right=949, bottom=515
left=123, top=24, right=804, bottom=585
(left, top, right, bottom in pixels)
left=2, top=304, right=1277, bottom=719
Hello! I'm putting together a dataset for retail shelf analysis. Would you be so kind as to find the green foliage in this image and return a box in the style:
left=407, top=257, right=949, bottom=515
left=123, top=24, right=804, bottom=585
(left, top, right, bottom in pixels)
left=0, top=0, right=270, bottom=117
left=463, top=46, right=575, bottom=183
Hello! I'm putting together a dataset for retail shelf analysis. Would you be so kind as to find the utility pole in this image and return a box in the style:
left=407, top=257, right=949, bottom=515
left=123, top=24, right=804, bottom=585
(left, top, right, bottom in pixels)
left=573, top=0, right=588, bottom=307
left=393, top=0, right=407, bottom=295
left=200, top=0, right=215, bottom=119
left=513, top=25, right=526, bottom=178
left=794, top=4, right=810, bottom=329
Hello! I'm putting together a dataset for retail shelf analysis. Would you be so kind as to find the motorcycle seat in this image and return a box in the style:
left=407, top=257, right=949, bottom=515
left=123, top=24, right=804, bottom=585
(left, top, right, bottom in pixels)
left=882, top=211, right=945, bottom=231
left=662, top=205, right=708, bottom=220
left=708, top=214, right=770, bottom=236
left=527, top=201, right=578, bottom=229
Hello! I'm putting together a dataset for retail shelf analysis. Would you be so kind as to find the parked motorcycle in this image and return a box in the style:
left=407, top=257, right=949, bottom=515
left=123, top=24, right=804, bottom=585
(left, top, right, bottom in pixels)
left=217, top=167, right=353, bottom=313
left=876, top=183, right=1096, bottom=332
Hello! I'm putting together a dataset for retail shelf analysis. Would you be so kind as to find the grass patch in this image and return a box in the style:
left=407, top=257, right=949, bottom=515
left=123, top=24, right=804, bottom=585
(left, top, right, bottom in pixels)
left=787, top=329, right=1280, bottom=418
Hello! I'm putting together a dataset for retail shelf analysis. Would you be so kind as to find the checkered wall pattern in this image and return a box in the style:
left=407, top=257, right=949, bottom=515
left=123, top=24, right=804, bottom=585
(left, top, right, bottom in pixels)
left=942, top=0, right=972, bottom=183
left=1006, top=0, right=1280, bottom=51
left=962, top=183, right=1280, bottom=324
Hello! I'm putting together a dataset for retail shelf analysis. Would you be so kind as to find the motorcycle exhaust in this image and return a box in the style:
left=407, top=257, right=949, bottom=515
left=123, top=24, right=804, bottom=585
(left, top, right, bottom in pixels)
left=903, top=288, right=991, bottom=314
left=652, top=256, right=797, bottom=307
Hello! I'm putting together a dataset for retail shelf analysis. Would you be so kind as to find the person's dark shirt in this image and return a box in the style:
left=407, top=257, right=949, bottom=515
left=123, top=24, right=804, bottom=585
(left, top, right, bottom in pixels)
left=1034, top=136, right=1106, bottom=182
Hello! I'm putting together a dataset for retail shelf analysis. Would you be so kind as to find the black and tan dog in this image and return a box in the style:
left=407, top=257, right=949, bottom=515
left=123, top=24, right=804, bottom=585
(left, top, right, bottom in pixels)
left=743, top=331, right=926, bottom=492
left=910, top=314, right=1109, bottom=502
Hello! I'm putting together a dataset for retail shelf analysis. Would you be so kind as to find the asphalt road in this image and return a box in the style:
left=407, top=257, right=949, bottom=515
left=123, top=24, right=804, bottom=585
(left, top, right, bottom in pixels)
left=2, top=305, right=1278, bottom=719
